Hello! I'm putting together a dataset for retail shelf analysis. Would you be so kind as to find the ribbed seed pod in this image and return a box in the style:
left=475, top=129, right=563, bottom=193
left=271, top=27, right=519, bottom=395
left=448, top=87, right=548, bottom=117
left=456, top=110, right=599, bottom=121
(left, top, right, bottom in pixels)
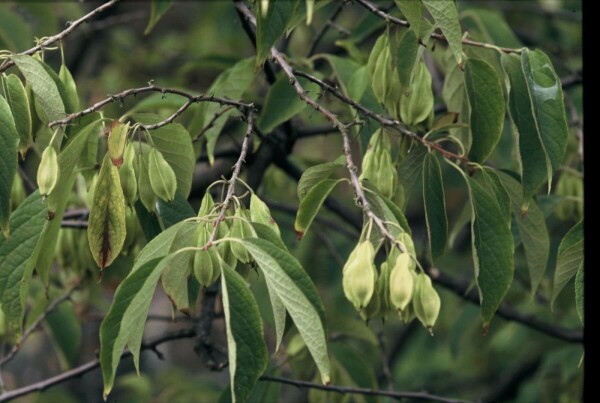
left=229, top=208, right=255, bottom=263
left=107, top=121, right=130, bottom=167
left=389, top=253, right=414, bottom=312
left=136, top=151, right=157, bottom=212
left=192, top=225, right=221, bottom=287
left=148, top=148, right=177, bottom=202
left=378, top=261, right=392, bottom=319
left=37, top=146, right=59, bottom=196
left=342, top=240, right=377, bottom=311
left=413, top=273, right=441, bottom=333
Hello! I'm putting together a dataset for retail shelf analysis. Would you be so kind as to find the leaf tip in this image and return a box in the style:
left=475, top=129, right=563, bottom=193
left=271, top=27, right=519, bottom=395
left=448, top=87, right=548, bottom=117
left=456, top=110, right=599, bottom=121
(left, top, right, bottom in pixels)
left=482, top=323, right=490, bottom=336
left=294, top=229, right=304, bottom=240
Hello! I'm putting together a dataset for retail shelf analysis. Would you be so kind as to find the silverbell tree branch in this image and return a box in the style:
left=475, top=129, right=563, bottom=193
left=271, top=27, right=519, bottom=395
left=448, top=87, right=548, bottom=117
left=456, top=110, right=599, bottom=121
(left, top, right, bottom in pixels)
left=0, top=0, right=120, bottom=73
left=0, top=328, right=197, bottom=403
left=0, top=279, right=81, bottom=368
left=48, top=84, right=253, bottom=128
left=259, top=375, right=472, bottom=403
left=354, top=0, right=524, bottom=55
left=237, top=3, right=409, bottom=256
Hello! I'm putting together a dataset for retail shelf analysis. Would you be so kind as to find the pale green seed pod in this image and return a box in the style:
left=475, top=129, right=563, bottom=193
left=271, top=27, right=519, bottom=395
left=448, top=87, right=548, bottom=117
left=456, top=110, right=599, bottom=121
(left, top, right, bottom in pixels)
left=10, top=173, right=25, bottom=211
left=229, top=209, right=255, bottom=263
left=342, top=240, right=377, bottom=311
left=413, top=273, right=441, bottom=332
left=107, top=120, right=130, bottom=167
left=250, top=193, right=280, bottom=236
left=120, top=143, right=138, bottom=206
left=136, top=151, right=157, bottom=212
left=377, top=149, right=396, bottom=199
left=148, top=148, right=177, bottom=202
left=360, top=280, right=380, bottom=322
left=198, top=192, right=215, bottom=218
left=122, top=206, right=138, bottom=253
left=193, top=225, right=221, bottom=287
left=37, top=146, right=59, bottom=196
left=389, top=253, right=414, bottom=312
left=401, top=300, right=416, bottom=324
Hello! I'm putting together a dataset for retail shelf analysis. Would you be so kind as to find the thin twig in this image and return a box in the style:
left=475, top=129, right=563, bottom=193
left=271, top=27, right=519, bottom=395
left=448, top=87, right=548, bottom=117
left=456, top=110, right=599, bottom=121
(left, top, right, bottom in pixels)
left=307, top=1, right=347, bottom=57
left=236, top=3, right=417, bottom=256
left=61, top=220, right=88, bottom=229
left=354, top=0, right=523, bottom=55
left=259, top=375, right=472, bottom=403
left=207, top=111, right=255, bottom=245
left=193, top=106, right=236, bottom=143
left=0, top=0, right=120, bottom=73
left=0, top=279, right=81, bottom=367
left=295, top=125, right=341, bottom=138
left=427, top=268, right=583, bottom=343
left=0, top=328, right=197, bottom=402
left=293, top=70, right=468, bottom=163
left=48, top=84, right=253, bottom=128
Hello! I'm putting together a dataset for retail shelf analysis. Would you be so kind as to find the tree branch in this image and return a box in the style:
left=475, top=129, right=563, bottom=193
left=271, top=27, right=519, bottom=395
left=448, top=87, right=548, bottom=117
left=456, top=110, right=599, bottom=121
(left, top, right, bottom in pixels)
left=354, top=0, right=523, bottom=55
left=0, top=279, right=81, bottom=368
left=0, top=0, right=120, bottom=73
left=427, top=268, right=583, bottom=343
left=48, top=84, right=253, bottom=128
left=0, top=328, right=197, bottom=402
left=259, top=375, right=472, bottom=403
left=307, top=1, right=347, bottom=57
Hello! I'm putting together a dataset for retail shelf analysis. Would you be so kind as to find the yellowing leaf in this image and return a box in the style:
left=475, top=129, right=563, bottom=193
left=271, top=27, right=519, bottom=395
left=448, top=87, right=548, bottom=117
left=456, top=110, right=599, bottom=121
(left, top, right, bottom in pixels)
left=87, top=154, right=127, bottom=271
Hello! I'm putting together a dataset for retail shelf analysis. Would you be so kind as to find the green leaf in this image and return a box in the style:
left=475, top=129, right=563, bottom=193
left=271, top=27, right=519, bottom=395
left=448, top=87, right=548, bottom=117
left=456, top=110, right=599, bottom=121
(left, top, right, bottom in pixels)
left=156, top=190, right=195, bottom=228
left=221, top=262, right=268, bottom=403
left=501, top=53, right=546, bottom=199
left=161, top=224, right=195, bottom=313
left=3, top=74, right=32, bottom=157
left=294, top=179, right=344, bottom=238
left=314, top=55, right=363, bottom=99
left=460, top=9, right=521, bottom=49
left=464, top=58, right=505, bottom=163
left=391, top=27, right=420, bottom=94
left=100, top=257, right=163, bottom=399
left=575, top=261, right=584, bottom=324
left=395, top=0, right=422, bottom=35
left=256, top=0, right=295, bottom=66
left=144, top=0, right=172, bottom=34
left=46, top=300, right=82, bottom=368
left=0, top=5, right=32, bottom=51
left=187, top=58, right=255, bottom=165
left=134, top=200, right=163, bottom=242
left=330, top=343, right=378, bottom=403
left=297, top=156, right=345, bottom=200
left=238, top=238, right=330, bottom=384
left=0, top=95, right=18, bottom=235
left=87, top=154, right=127, bottom=270
left=422, top=153, right=447, bottom=261
left=551, top=219, right=583, bottom=307
left=399, top=59, right=433, bottom=126
left=467, top=176, right=514, bottom=327
left=496, top=171, right=549, bottom=295
left=11, top=55, right=65, bottom=123
left=422, top=0, right=463, bottom=66
left=0, top=191, right=47, bottom=334
left=257, top=74, right=320, bottom=133
left=135, top=221, right=197, bottom=271
left=521, top=49, right=569, bottom=188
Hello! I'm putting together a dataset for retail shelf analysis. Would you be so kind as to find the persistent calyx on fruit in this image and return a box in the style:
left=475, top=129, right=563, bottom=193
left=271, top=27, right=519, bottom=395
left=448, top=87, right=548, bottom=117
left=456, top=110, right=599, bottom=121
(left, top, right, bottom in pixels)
left=342, top=240, right=377, bottom=311
left=359, top=128, right=397, bottom=199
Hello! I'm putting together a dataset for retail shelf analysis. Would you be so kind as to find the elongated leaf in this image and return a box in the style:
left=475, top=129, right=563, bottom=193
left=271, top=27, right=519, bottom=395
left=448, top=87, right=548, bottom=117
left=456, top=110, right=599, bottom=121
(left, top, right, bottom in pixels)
left=0, top=95, right=18, bottom=235
left=422, top=0, right=463, bottom=65
left=501, top=53, right=546, bottom=199
left=575, top=261, right=584, bottom=324
left=467, top=176, right=514, bottom=327
left=297, top=156, right=344, bottom=200
left=265, top=278, right=286, bottom=352
left=221, top=263, right=268, bottom=403
left=362, top=180, right=411, bottom=239
left=135, top=220, right=197, bottom=271
left=551, top=219, right=583, bottom=307
left=521, top=49, right=569, bottom=186
left=87, top=154, right=127, bottom=271
left=239, top=238, right=330, bottom=384
left=423, top=153, right=447, bottom=261
left=100, top=257, right=163, bottom=399
left=460, top=9, right=521, bottom=48
left=392, top=27, right=420, bottom=94
left=258, top=74, right=320, bottom=133
left=497, top=171, right=549, bottom=295
left=3, top=74, right=32, bottom=157
left=161, top=249, right=194, bottom=313
left=294, top=179, right=344, bottom=238
left=465, top=58, right=505, bottom=163
left=395, top=0, right=422, bottom=35
left=0, top=191, right=46, bottom=334
left=11, top=55, right=65, bottom=123
left=187, top=58, right=255, bottom=165
left=256, top=0, right=295, bottom=65
left=145, top=0, right=172, bottom=34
